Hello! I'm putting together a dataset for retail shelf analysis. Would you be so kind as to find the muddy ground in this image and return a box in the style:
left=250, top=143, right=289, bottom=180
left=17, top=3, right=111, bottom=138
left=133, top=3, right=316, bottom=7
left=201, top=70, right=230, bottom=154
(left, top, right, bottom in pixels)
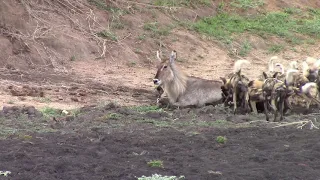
left=0, top=103, right=320, bottom=180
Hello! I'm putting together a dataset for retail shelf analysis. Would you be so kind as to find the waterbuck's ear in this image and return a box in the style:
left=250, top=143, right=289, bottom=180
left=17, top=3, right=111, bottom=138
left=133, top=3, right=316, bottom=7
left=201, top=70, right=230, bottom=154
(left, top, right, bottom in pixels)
left=169, top=50, right=177, bottom=64
left=262, top=72, right=268, bottom=79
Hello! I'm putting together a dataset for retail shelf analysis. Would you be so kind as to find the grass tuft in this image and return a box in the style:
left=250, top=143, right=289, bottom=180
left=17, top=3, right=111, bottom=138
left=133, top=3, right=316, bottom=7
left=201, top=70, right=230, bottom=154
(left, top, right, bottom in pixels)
left=231, top=0, right=264, bottom=10
left=147, top=160, right=164, bottom=168
left=193, top=10, right=320, bottom=44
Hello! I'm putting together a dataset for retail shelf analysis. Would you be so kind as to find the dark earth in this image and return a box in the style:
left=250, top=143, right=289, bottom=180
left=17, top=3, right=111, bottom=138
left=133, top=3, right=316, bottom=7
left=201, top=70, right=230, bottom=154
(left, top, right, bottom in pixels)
left=0, top=103, right=320, bottom=180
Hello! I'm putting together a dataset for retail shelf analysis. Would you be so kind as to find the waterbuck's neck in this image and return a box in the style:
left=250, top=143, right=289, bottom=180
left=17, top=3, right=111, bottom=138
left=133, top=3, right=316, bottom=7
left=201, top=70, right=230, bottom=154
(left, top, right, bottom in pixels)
left=164, top=64, right=187, bottom=103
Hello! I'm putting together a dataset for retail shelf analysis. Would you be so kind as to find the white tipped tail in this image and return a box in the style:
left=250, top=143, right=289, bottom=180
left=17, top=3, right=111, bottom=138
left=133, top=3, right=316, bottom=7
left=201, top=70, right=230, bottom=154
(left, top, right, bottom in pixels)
left=275, top=63, right=285, bottom=75
left=306, top=57, right=317, bottom=65
left=285, top=69, right=299, bottom=86
left=233, top=60, right=250, bottom=73
left=269, top=56, right=278, bottom=72
left=289, top=61, right=298, bottom=69
left=302, top=61, right=310, bottom=77
left=311, top=59, right=320, bottom=72
left=301, top=82, right=318, bottom=94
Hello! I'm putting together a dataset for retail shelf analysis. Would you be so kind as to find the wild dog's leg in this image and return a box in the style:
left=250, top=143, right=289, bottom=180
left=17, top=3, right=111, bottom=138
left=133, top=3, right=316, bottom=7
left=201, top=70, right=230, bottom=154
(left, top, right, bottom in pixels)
left=273, top=93, right=279, bottom=122
left=283, top=97, right=291, bottom=114
left=263, top=92, right=270, bottom=121
left=317, top=91, right=320, bottom=108
left=270, top=97, right=277, bottom=112
left=233, top=89, right=237, bottom=114
left=245, top=92, right=250, bottom=113
left=279, top=93, right=285, bottom=121
left=306, top=98, right=312, bottom=110
left=250, top=101, right=258, bottom=114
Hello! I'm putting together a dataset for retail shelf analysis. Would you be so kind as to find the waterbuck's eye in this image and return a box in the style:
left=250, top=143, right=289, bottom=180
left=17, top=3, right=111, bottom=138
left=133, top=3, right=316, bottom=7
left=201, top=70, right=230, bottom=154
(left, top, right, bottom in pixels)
left=163, top=65, right=168, bottom=69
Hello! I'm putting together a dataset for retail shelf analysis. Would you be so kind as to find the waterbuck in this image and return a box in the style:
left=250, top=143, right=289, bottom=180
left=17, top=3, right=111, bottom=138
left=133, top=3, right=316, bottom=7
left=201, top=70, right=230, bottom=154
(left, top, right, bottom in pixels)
left=153, top=50, right=223, bottom=108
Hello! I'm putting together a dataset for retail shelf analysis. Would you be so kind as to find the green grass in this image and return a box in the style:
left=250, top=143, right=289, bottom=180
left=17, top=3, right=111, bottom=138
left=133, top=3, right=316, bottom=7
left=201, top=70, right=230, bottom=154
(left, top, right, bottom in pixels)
left=40, top=107, right=62, bottom=118
left=143, top=22, right=172, bottom=37
left=268, top=44, right=284, bottom=54
left=106, top=113, right=122, bottom=120
left=70, top=55, right=76, bottom=61
left=153, top=0, right=211, bottom=7
left=34, top=97, right=52, bottom=103
left=193, top=10, right=320, bottom=44
left=216, top=136, right=227, bottom=144
left=132, top=105, right=162, bottom=113
left=6, top=100, right=15, bottom=104
left=239, top=40, right=252, bottom=56
left=0, top=115, right=57, bottom=139
left=147, top=160, right=164, bottom=168
left=137, top=174, right=185, bottom=180
left=88, top=0, right=121, bottom=12
left=231, top=0, right=264, bottom=10
left=97, top=30, right=118, bottom=41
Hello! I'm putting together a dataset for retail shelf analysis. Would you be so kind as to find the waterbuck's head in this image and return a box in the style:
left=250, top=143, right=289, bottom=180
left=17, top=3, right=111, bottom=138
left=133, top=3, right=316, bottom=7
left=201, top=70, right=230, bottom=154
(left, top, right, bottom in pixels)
left=153, top=50, right=177, bottom=86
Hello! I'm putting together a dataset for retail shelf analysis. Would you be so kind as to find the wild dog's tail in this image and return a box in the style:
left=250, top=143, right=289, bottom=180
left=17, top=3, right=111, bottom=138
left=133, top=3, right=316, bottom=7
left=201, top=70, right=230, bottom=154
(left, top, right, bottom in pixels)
left=302, top=61, right=310, bottom=77
left=301, top=82, right=318, bottom=94
left=269, top=56, right=278, bottom=72
left=233, top=59, right=250, bottom=73
left=285, top=69, right=299, bottom=86
left=289, top=61, right=298, bottom=69
left=311, top=59, right=320, bottom=72
left=275, top=63, right=285, bottom=75
left=306, top=56, right=317, bottom=66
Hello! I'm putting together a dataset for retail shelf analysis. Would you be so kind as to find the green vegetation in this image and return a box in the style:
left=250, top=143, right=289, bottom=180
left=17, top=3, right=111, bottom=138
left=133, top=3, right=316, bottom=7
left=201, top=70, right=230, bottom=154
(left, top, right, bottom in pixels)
left=132, top=105, right=162, bottom=113
left=153, top=0, right=210, bottom=7
left=70, top=55, right=76, bottom=61
left=143, top=22, right=173, bottom=37
left=6, top=100, right=15, bottom=104
left=137, top=174, right=185, bottom=180
left=231, top=0, right=264, bottom=10
left=216, top=136, right=227, bottom=144
left=97, top=30, right=118, bottom=41
left=40, top=107, right=61, bottom=118
left=239, top=40, right=252, bottom=56
left=88, top=0, right=121, bottom=12
left=0, top=114, right=57, bottom=139
left=106, top=113, right=122, bottom=120
left=193, top=10, right=320, bottom=44
left=268, top=44, right=284, bottom=54
left=147, top=160, right=164, bottom=168
left=35, top=97, right=52, bottom=103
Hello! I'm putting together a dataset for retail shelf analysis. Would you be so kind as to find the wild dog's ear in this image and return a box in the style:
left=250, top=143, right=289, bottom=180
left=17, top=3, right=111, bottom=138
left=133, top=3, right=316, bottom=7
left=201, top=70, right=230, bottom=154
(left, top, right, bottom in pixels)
left=263, top=72, right=268, bottom=79
left=273, top=72, right=280, bottom=78
left=220, top=77, right=227, bottom=84
left=169, top=50, right=177, bottom=64
left=236, top=69, right=241, bottom=76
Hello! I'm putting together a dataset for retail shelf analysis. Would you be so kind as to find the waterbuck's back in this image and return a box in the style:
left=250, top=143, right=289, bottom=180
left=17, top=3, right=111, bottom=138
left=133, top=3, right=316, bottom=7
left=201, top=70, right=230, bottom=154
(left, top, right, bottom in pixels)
left=177, top=77, right=223, bottom=107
